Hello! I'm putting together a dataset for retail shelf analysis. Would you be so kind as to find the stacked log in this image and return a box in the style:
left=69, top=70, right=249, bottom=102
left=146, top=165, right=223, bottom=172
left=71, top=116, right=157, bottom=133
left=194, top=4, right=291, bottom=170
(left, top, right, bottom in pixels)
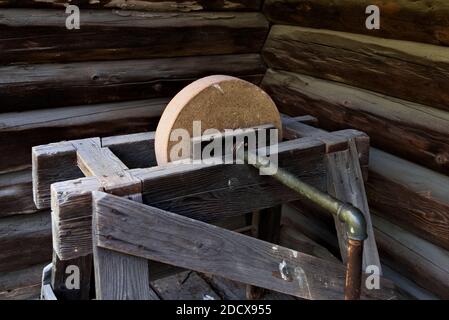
left=0, top=1, right=262, bottom=12
left=0, top=4, right=267, bottom=298
left=261, top=1, right=449, bottom=298
left=263, top=0, right=449, bottom=46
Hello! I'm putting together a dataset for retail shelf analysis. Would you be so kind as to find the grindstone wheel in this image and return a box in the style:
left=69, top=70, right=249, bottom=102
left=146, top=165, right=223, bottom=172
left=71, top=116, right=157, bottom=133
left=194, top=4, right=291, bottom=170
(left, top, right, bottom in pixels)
left=155, top=75, right=282, bottom=165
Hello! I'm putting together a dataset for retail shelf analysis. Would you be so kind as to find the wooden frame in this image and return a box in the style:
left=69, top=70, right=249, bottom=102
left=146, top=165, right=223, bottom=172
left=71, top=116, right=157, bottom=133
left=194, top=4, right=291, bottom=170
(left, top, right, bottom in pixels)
left=91, top=191, right=398, bottom=300
left=32, top=115, right=384, bottom=299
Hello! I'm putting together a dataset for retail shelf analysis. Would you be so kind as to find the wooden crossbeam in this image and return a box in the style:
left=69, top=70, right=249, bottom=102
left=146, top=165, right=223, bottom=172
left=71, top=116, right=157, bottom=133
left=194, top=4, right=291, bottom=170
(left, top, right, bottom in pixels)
left=32, top=116, right=362, bottom=209
left=135, top=137, right=326, bottom=222
left=51, top=137, right=326, bottom=260
left=92, top=191, right=399, bottom=300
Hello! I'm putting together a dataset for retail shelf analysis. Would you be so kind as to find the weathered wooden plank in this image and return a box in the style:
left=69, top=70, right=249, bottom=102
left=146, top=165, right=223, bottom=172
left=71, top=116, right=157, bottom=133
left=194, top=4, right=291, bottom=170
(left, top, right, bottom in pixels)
left=102, top=132, right=157, bottom=169
left=263, top=0, right=449, bottom=46
left=51, top=137, right=326, bottom=260
left=0, top=0, right=262, bottom=11
left=283, top=202, right=441, bottom=299
left=151, top=271, right=220, bottom=300
left=46, top=140, right=148, bottom=299
left=136, top=138, right=327, bottom=222
left=102, top=115, right=319, bottom=170
left=326, top=143, right=381, bottom=273
left=282, top=204, right=341, bottom=259
left=72, top=138, right=141, bottom=196
left=0, top=54, right=264, bottom=112
left=381, top=265, right=437, bottom=300
left=74, top=140, right=155, bottom=301
left=51, top=177, right=102, bottom=259
left=246, top=206, right=282, bottom=299
left=0, top=263, right=46, bottom=300
left=282, top=114, right=370, bottom=179
left=368, top=148, right=449, bottom=251
left=0, top=211, right=52, bottom=273
left=263, top=25, right=449, bottom=112
left=200, top=274, right=295, bottom=300
left=146, top=214, right=251, bottom=282
left=5, top=98, right=167, bottom=176
left=284, top=202, right=449, bottom=299
left=372, top=214, right=449, bottom=299
left=279, top=217, right=340, bottom=263
left=0, top=169, right=43, bottom=217
left=32, top=115, right=323, bottom=210
left=262, top=69, right=449, bottom=175
left=92, top=192, right=400, bottom=300
left=0, top=9, right=268, bottom=64
left=32, top=142, right=84, bottom=209
left=93, top=246, right=158, bottom=300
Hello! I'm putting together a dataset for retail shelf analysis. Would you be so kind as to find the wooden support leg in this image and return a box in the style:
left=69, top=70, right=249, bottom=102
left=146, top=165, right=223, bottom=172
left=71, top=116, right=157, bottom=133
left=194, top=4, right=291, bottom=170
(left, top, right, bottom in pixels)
left=326, top=140, right=381, bottom=273
left=51, top=251, right=92, bottom=300
left=93, top=246, right=159, bottom=300
left=246, top=205, right=282, bottom=300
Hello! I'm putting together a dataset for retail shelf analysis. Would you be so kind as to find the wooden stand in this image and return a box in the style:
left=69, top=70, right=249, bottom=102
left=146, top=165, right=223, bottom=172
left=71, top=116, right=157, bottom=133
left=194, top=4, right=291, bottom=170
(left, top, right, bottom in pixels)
left=32, top=115, right=394, bottom=300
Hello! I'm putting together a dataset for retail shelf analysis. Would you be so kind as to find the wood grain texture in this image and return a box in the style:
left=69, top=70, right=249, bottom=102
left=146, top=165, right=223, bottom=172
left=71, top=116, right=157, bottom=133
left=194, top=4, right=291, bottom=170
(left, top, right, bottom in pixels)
left=152, top=271, right=220, bottom=300
left=368, top=149, right=449, bottom=251
left=283, top=203, right=444, bottom=299
left=279, top=217, right=340, bottom=264
left=94, top=192, right=395, bottom=299
left=0, top=54, right=264, bottom=112
left=0, top=169, right=44, bottom=217
left=93, top=246, right=158, bottom=300
left=200, top=273, right=295, bottom=300
left=102, top=132, right=157, bottom=169
left=32, top=142, right=83, bottom=209
left=326, top=143, right=381, bottom=272
left=263, top=0, right=449, bottom=46
left=51, top=137, right=326, bottom=260
left=4, top=98, right=167, bottom=175
left=0, top=9, right=268, bottom=64
left=0, top=263, right=46, bottom=300
left=0, top=211, right=52, bottom=272
left=72, top=138, right=141, bottom=195
left=51, top=177, right=102, bottom=259
left=92, top=192, right=400, bottom=300
left=282, top=114, right=370, bottom=179
left=246, top=206, right=282, bottom=299
left=262, top=69, right=449, bottom=175
left=263, top=25, right=449, bottom=112
left=0, top=0, right=261, bottom=11
left=372, top=214, right=449, bottom=299
left=136, top=137, right=327, bottom=222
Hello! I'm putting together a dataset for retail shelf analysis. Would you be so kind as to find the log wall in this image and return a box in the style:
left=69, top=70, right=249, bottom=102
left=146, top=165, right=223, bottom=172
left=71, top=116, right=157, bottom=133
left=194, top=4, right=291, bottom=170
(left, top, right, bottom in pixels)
left=263, top=0, right=449, bottom=46
left=261, top=0, right=449, bottom=299
left=2, top=0, right=448, bottom=299
left=0, top=3, right=267, bottom=298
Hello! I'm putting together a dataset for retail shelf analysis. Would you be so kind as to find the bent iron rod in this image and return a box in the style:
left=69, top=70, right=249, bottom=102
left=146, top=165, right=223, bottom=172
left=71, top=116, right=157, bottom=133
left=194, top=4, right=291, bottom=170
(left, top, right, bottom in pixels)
left=247, top=152, right=368, bottom=300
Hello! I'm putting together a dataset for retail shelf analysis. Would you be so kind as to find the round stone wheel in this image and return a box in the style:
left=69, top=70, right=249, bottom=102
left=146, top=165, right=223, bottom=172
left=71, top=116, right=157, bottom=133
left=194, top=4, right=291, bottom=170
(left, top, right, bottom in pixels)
left=155, top=75, right=282, bottom=165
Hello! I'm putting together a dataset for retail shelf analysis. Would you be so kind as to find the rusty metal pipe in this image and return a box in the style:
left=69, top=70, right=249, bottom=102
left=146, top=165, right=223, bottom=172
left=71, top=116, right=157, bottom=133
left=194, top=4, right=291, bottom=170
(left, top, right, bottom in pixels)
left=247, top=152, right=367, bottom=299
left=345, top=239, right=364, bottom=300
